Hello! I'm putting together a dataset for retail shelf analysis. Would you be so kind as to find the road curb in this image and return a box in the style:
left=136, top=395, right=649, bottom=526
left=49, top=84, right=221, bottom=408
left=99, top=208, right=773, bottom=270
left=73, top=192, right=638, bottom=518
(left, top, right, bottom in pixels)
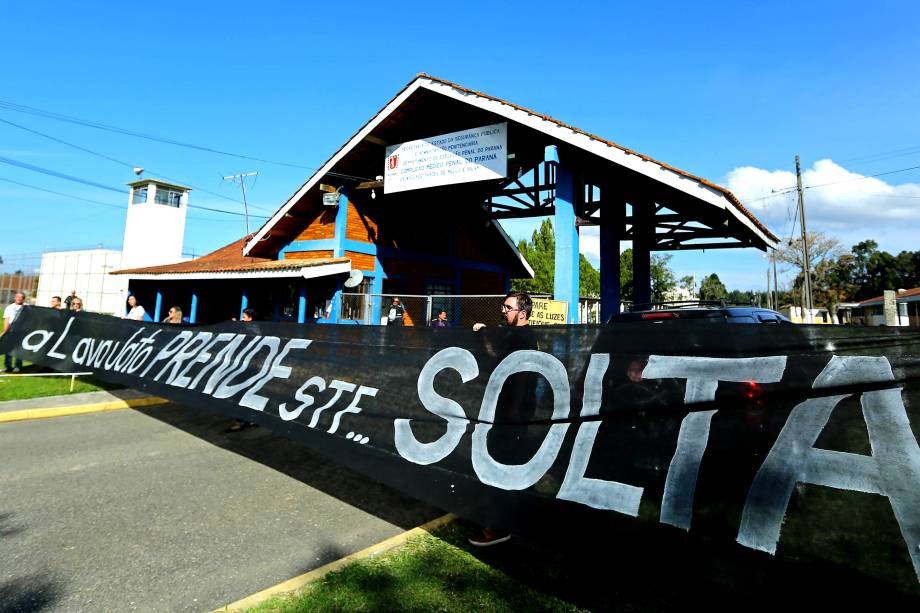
left=0, top=396, right=170, bottom=423
left=214, top=513, right=457, bottom=612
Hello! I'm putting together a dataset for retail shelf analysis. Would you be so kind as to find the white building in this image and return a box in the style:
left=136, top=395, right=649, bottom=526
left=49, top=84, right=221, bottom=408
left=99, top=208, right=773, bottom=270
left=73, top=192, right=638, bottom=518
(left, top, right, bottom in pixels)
left=34, top=179, right=191, bottom=316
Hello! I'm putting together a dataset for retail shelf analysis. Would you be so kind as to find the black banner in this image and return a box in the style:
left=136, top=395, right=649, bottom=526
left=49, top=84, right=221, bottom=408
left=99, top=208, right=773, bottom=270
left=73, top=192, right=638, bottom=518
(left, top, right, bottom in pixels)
left=3, top=307, right=920, bottom=591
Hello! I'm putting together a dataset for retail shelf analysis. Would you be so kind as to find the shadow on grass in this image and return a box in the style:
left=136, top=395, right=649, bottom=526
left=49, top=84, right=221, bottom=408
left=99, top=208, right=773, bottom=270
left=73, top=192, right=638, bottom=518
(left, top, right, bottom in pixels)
left=0, top=574, right=63, bottom=613
left=134, top=403, right=440, bottom=531
left=260, top=524, right=582, bottom=613
left=444, top=520, right=920, bottom=611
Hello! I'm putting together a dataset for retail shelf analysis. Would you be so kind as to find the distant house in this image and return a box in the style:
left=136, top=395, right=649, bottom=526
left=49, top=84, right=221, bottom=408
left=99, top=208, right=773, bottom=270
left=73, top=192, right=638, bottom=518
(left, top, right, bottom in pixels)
left=849, top=288, right=920, bottom=327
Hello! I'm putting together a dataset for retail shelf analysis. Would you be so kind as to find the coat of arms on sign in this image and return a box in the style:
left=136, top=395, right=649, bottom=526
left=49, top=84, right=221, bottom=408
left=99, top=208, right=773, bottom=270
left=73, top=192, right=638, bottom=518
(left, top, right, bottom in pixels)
left=388, top=154, right=398, bottom=170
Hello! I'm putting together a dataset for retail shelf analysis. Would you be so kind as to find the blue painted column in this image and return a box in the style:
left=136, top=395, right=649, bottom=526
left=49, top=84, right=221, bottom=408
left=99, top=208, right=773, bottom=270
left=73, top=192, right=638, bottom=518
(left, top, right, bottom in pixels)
left=548, top=145, right=580, bottom=323
left=600, top=194, right=625, bottom=322
left=632, top=199, right=653, bottom=308
left=240, top=289, right=248, bottom=320
left=333, top=189, right=349, bottom=257
left=297, top=285, right=307, bottom=323
left=325, top=188, right=350, bottom=323
left=154, top=287, right=163, bottom=323
left=190, top=291, right=198, bottom=324
left=371, top=261, right=384, bottom=325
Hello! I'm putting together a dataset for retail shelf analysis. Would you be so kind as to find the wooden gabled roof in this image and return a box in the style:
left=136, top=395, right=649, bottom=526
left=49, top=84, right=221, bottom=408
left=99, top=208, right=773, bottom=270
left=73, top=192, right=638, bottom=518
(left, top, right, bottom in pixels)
left=245, top=73, right=777, bottom=258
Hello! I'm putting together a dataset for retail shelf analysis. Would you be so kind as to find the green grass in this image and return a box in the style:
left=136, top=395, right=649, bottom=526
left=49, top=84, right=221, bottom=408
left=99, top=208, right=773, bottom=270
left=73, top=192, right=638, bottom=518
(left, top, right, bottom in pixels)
left=0, top=362, right=123, bottom=402
left=249, top=523, right=585, bottom=613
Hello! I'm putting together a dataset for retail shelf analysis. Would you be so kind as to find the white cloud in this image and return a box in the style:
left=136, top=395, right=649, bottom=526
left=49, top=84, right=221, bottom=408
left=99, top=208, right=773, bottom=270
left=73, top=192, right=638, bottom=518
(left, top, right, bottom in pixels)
left=725, top=159, right=920, bottom=253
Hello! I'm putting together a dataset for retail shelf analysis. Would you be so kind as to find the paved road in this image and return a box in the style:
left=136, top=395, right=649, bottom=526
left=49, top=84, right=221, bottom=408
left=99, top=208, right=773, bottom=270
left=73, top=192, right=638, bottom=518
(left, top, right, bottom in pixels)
left=0, top=401, right=440, bottom=612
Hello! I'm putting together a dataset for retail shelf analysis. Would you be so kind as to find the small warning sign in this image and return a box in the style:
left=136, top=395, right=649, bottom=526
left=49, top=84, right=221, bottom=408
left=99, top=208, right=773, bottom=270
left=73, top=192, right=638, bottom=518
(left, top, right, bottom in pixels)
left=529, top=298, right=568, bottom=325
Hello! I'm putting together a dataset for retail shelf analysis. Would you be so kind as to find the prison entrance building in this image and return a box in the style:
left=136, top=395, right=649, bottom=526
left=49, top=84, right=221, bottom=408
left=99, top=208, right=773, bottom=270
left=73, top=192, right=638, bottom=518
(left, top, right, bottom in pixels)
left=113, top=74, right=776, bottom=325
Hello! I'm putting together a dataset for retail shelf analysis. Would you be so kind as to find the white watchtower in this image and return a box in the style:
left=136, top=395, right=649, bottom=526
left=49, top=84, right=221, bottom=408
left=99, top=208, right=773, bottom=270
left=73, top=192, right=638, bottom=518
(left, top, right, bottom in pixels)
left=121, top=179, right=191, bottom=270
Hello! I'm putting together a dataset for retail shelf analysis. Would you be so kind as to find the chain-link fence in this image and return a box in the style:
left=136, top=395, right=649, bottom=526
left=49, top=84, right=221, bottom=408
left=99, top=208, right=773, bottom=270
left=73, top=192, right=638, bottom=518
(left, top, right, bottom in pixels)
left=0, top=253, right=41, bottom=307
left=341, top=293, right=605, bottom=326
left=1, top=250, right=127, bottom=314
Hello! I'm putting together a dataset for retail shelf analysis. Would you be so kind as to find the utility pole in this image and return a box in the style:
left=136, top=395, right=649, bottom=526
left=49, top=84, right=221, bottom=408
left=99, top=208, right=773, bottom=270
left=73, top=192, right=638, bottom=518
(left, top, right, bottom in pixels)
left=766, top=265, right=772, bottom=310
left=223, top=172, right=258, bottom=235
left=772, top=248, right=779, bottom=312
left=795, top=155, right=813, bottom=323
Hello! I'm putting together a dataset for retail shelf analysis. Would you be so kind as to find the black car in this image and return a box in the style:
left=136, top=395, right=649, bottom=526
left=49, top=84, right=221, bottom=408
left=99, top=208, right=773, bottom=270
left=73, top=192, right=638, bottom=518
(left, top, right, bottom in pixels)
left=607, top=301, right=792, bottom=324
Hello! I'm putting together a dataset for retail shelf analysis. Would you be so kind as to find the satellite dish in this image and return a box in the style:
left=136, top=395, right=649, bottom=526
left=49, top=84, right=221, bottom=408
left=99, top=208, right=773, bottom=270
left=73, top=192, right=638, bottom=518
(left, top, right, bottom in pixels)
left=343, top=269, right=364, bottom=288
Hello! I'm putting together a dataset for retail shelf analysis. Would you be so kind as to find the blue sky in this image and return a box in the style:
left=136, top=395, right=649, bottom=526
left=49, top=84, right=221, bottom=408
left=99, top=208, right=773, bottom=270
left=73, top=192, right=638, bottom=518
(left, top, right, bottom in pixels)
left=3, top=1, right=919, bottom=291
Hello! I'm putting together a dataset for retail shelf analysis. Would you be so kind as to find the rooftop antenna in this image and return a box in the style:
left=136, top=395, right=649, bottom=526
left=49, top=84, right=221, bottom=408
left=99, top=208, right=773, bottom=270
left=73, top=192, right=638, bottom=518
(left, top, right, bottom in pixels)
left=223, top=171, right=258, bottom=235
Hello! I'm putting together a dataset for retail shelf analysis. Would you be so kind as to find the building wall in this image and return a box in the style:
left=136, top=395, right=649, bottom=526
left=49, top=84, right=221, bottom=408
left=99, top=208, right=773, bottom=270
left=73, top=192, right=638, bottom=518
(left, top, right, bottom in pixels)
left=121, top=184, right=188, bottom=270
left=345, top=201, right=378, bottom=243
left=285, top=250, right=335, bottom=260
left=36, top=250, right=128, bottom=315
left=345, top=251, right=375, bottom=271
left=295, top=208, right=337, bottom=241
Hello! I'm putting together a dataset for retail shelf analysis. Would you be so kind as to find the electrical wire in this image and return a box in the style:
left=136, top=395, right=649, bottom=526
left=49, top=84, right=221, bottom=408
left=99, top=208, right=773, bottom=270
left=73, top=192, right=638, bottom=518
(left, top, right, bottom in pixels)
left=0, top=115, right=277, bottom=213
left=0, top=98, right=375, bottom=181
left=0, top=163, right=268, bottom=220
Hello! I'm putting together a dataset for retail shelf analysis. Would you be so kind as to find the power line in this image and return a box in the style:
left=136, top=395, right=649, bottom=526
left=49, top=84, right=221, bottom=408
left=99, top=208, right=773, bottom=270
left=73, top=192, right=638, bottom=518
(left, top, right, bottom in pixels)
left=0, top=160, right=269, bottom=220
left=0, top=155, right=124, bottom=193
left=0, top=98, right=374, bottom=181
left=0, top=115, right=277, bottom=213
left=740, top=162, right=920, bottom=208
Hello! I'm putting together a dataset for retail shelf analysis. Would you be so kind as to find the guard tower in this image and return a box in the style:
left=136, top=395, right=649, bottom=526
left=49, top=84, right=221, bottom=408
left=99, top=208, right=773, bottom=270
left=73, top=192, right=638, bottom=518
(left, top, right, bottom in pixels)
left=122, top=179, right=191, bottom=270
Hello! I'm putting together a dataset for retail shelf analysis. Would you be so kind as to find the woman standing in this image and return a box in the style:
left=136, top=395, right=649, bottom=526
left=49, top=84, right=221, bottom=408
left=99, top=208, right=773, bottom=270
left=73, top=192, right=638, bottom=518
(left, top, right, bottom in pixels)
left=124, top=295, right=146, bottom=321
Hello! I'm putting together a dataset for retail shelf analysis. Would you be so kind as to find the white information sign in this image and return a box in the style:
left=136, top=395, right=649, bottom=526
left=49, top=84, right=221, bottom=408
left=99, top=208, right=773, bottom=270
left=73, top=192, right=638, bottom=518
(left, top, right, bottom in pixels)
left=384, top=122, right=508, bottom=194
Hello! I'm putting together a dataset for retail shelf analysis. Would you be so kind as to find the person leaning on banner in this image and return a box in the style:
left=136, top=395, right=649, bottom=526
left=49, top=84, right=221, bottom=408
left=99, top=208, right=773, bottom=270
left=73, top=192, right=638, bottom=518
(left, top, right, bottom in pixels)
left=387, top=297, right=405, bottom=326
left=163, top=306, right=183, bottom=324
left=468, top=291, right=536, bottom=547
left=227, top=307, right=259, bottom=433
left=50, top=296, right=63, bottom=309
left=2, top=291, right=26, bottom=373
left=70, top=297, right=84, bottom=312
left=430, top=309, right=450, bottom=328
left=123, top=295, right=146, bottom=321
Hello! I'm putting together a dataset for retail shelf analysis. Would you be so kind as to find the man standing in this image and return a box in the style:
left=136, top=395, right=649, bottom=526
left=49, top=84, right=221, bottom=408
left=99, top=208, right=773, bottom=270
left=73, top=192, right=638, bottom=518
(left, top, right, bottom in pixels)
left=473, top=291, right=531, bottom=331
left=468, top=291, right=533, bottom=547
left=2, top=291, right=26, bottom=373
left=64, top=290, right=77, bottom=310
left=387, top=297, right=406, bottom=326
left=50, top=296, right=63, bottom=309
left=431, top=309, right=450, bottom=327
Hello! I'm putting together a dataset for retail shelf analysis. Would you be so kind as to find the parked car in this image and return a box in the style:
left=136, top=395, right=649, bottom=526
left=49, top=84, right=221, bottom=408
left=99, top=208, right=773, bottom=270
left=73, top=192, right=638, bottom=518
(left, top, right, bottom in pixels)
left=607, top=301, right=792, bottom=324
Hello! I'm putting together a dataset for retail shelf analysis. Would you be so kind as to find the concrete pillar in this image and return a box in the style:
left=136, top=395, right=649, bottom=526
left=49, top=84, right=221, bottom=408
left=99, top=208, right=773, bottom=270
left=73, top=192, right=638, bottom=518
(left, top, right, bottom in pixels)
left=884, top=290, right=898, bottom=326
left=548, top=145, right=580, bottom=323
left=297, top=285, right=307, bottom=323
left=632, top=200, right=654, bottom=308
left=154, top=288, right=163, bottom=323
left=190, top=291, right=198, bottom=324
left=600, top=194, right=624, bottom=322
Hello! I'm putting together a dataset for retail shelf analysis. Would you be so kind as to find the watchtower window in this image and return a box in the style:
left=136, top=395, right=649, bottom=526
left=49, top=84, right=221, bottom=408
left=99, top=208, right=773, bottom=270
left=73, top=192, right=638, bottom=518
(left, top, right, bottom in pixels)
left=132, top=186, right=148, bottom=204
left=154, top=188, right=183, bottom=207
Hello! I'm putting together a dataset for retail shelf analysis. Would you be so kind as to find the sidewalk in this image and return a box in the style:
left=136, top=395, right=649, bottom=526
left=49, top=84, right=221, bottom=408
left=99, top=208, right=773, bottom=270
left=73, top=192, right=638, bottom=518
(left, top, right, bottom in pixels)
left=0, top=388, right=167, bottom=421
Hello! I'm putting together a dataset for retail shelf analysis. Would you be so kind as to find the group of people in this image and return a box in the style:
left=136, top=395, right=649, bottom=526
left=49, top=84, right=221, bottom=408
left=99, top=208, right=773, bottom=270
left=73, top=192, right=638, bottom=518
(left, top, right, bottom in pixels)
left=385, top=297, right=451, bottom=327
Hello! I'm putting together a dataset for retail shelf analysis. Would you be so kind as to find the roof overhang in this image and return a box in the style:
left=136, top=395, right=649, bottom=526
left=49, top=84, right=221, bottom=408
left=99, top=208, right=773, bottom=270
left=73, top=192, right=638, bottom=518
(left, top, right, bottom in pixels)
left=121, top=261, right=351, bottom=281
left=245, top=75, right=777, bottom=257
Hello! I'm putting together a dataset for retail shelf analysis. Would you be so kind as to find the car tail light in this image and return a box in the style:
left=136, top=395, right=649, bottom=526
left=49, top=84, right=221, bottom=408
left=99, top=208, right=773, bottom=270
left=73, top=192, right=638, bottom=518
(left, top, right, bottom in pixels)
left=743, top=381, right=762, bottom=399
left=641, top=312, right=676, bottom=319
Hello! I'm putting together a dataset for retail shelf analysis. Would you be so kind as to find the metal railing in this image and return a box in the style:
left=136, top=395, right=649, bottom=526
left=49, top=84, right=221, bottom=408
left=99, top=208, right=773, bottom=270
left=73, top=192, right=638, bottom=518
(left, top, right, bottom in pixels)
left=340, top=293, right=605, bottom=326
left=0, top=371, right=95, bottom=392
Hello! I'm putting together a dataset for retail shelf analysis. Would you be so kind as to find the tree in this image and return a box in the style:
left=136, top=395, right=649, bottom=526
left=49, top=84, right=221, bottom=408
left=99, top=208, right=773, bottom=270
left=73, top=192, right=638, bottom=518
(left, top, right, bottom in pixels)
left=510, top=219, right=676, bottom=301
left=616, top=249, right=677, bottom=303
left=679, top=275, right=695, bottom=295
left=777, top=231, right=847, bottom=310
left=699, top=273, right=727, bottom=301
left=511, top=219, right=601, bottom=297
